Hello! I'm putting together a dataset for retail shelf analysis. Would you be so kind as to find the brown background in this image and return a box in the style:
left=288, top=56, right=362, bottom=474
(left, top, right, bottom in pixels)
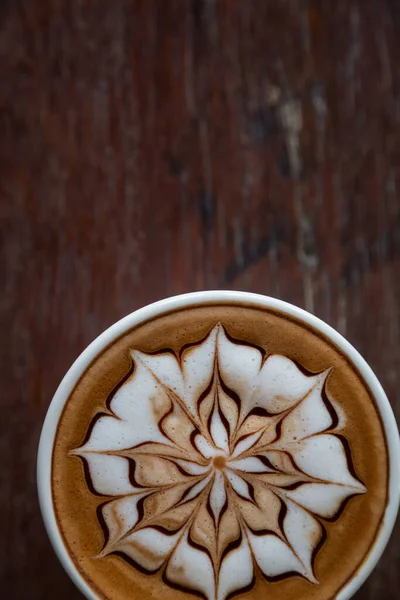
left=1, top=1, right=399, bottom=599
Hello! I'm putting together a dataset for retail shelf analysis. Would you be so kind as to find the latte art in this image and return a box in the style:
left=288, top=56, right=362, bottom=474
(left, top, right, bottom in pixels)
left=75, top=324, right=366, bottom=600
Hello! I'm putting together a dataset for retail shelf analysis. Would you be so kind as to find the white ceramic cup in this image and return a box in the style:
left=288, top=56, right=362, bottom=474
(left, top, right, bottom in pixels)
left=37, top=291, right=400, bottom=600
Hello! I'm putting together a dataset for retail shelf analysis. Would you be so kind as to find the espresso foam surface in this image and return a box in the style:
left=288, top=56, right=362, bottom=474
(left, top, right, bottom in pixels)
left=53, top=305, right=388, bottom=600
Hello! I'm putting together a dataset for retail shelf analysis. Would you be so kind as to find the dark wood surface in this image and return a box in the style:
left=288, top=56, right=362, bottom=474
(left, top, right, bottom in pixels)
left=1, top=1, right=399, bottom=598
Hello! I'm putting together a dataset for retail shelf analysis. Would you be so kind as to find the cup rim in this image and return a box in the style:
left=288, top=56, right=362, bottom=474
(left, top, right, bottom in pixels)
left=37, top=290, right=400, bottom=600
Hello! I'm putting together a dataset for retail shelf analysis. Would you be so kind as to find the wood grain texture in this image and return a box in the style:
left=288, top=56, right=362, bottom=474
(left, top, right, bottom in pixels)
left=1, top=1, right=399, bottom=598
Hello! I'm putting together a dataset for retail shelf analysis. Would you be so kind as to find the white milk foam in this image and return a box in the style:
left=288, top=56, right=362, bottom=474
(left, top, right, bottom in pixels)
left=76, top=324, right=366, bottom=600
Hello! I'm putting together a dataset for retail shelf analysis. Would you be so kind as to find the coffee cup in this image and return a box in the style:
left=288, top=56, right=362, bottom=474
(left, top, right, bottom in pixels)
left=38, top=291, right=400, bottom=600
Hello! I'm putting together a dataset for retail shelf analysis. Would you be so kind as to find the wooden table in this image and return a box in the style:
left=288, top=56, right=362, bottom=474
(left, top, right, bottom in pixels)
left=1, top=1, right=399, bottom=598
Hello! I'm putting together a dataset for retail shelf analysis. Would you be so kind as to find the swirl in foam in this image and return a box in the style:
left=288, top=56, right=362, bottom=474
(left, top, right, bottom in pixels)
left=74, top=324, right=366, bottom=600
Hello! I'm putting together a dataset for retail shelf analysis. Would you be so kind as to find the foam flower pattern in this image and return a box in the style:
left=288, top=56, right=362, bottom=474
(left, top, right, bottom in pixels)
left=75, top=324, right=366, bottom=600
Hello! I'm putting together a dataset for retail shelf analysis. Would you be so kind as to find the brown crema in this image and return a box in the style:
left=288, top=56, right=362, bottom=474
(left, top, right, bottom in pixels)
left=52, top=303, right=388, bottom=600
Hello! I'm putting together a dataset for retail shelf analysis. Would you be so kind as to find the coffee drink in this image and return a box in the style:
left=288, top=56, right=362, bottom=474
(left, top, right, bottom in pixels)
left=52, top=303, right=388, bottom=600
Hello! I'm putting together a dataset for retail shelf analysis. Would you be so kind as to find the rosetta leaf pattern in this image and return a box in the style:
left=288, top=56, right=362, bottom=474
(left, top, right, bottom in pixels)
left=75, top=324, right=366, bottom=600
